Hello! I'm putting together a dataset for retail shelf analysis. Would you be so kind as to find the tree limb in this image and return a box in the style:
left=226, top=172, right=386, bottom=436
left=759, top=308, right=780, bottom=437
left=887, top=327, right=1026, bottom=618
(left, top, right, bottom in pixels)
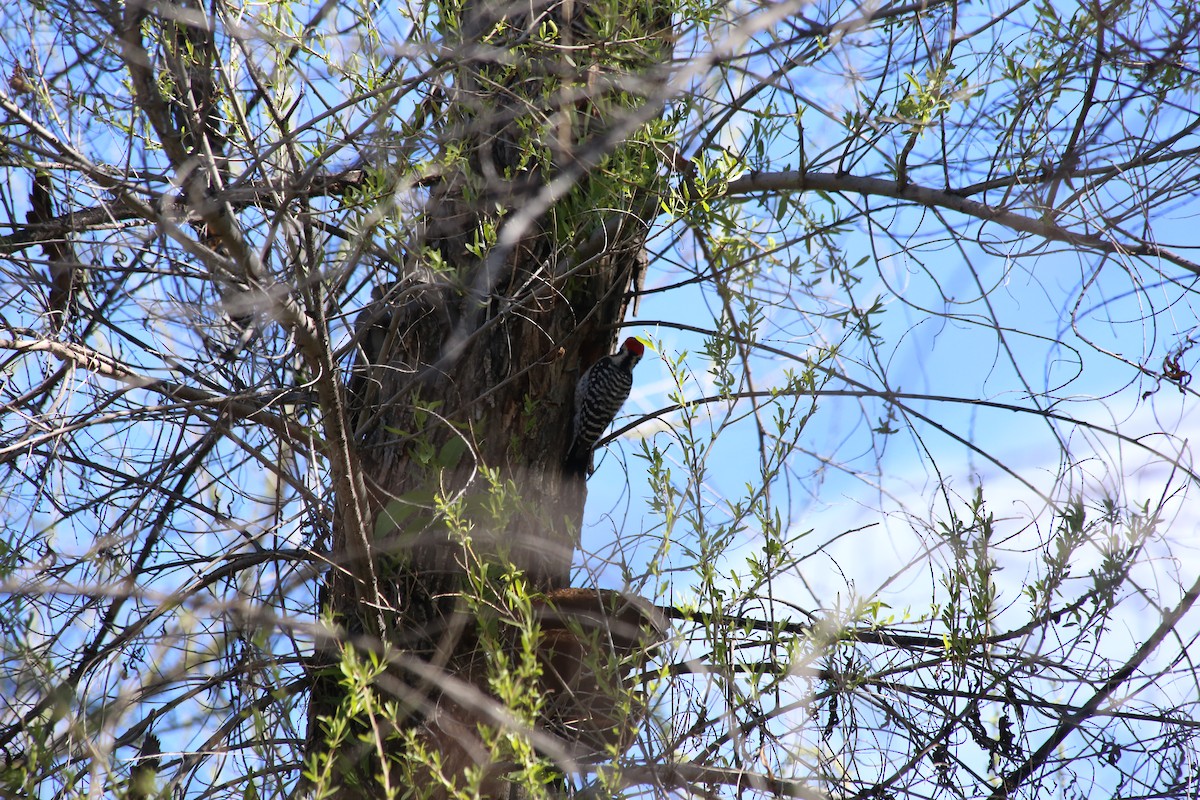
left=0, top=335, right=312, bottom=445
left=725, top=170, right=1200, bottom=276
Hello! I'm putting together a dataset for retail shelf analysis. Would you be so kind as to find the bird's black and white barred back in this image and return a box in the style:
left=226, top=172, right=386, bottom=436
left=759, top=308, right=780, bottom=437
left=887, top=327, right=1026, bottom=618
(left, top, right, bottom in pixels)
left=565, top=337, right=646, bottom=476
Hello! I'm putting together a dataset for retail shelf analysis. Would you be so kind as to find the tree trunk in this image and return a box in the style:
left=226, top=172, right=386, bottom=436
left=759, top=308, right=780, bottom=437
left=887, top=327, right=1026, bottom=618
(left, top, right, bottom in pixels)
left=308, top=0, right=673, bottom=794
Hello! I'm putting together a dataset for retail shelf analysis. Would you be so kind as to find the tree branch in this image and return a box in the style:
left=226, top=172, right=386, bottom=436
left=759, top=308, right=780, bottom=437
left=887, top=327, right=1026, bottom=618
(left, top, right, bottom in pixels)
left=991, top=571, right=1200, bottom=798
left=0, top=169, right=372, bottom=256
left=724, top=170, right=1200, bottom=277
left=0, top=336, right=312, bottom=445
left=611, top=762, right=830, bottom=800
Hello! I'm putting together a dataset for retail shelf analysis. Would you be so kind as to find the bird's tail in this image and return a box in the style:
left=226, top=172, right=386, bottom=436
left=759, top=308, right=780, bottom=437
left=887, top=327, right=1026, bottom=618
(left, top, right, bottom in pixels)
left=563, top=444, right=592, bottom=478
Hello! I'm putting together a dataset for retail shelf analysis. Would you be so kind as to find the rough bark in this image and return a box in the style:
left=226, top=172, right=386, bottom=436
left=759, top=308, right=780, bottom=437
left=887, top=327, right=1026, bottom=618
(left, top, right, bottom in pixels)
left=308, top=0, right=673, bottom=794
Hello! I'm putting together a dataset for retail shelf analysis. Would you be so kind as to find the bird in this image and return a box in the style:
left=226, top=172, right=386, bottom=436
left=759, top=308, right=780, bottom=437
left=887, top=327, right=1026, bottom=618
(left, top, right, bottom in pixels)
left=565, top=336, right=646, bottom=476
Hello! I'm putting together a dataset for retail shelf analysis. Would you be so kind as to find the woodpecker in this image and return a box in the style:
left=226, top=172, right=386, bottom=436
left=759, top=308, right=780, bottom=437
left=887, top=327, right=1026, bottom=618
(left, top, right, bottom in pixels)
left=565, top=337, right=646, bottom=476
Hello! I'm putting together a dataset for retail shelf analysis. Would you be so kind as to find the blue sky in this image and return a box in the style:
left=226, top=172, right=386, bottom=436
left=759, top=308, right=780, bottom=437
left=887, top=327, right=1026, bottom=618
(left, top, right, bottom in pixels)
left=3, top=0, right=1199, bottom=795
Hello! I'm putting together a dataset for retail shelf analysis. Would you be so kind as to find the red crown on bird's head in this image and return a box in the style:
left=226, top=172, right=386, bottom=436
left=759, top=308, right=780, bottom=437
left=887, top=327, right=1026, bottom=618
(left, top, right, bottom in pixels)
left=622, top=337, right=646, bottom=356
